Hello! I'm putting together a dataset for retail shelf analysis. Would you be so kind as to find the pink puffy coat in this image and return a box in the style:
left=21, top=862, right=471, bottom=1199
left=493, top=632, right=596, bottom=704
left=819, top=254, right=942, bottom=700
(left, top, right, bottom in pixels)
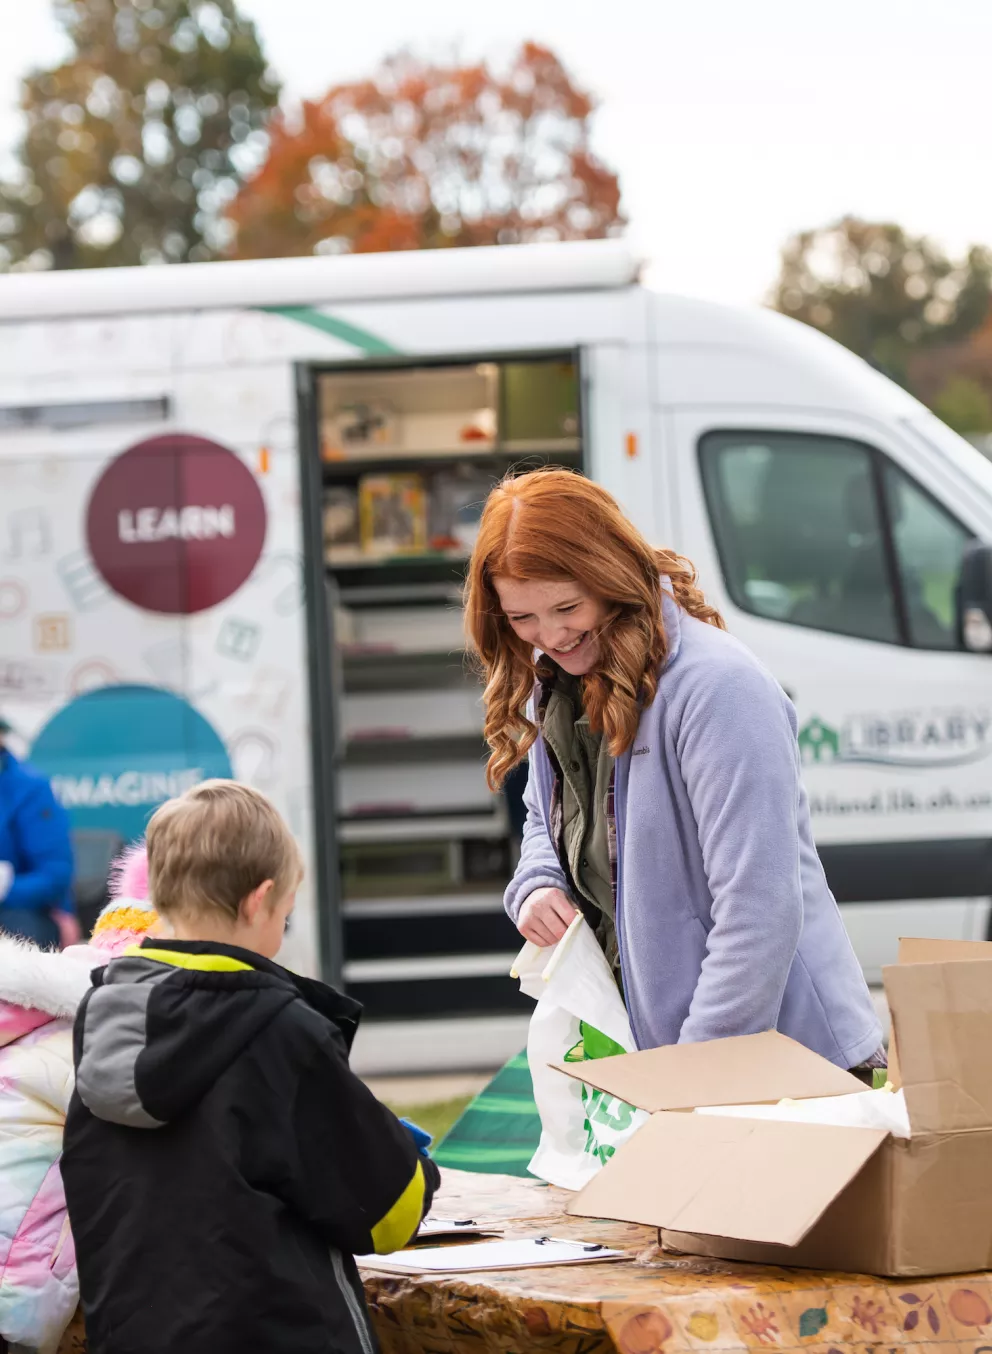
left=0, top=849, right=157, bottom=1352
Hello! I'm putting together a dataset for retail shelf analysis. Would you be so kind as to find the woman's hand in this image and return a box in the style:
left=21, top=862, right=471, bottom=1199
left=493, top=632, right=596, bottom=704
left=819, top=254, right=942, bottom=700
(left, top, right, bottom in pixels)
left=517, top=888, right=578, bottom=946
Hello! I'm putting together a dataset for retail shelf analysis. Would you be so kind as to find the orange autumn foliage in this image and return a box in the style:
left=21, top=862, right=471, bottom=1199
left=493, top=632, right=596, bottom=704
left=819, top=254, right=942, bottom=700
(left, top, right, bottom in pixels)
left=226, top=43, right=624, bottom=259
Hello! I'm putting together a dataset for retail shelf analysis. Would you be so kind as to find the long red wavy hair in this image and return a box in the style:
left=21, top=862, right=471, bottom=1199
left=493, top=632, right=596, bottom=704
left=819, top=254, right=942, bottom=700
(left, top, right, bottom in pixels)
left=465, top=468, right=725, bottom=789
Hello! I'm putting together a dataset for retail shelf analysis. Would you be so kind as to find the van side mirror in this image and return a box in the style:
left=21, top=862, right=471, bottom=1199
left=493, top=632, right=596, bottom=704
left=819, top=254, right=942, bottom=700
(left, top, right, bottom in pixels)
left=958, top=542, right=992, bottom=652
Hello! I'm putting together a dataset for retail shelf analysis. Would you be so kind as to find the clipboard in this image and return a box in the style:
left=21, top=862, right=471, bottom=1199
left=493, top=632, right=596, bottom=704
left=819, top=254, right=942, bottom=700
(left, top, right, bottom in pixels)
left=357, top=1235, right=627, bottom=1274
left=414, top=1216, right=502, bottom=1242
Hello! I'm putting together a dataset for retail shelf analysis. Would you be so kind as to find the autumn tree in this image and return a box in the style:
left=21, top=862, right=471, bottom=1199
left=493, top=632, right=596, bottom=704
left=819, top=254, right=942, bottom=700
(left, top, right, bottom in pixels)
left=772, top=217, right=992, bottom=385
left=0, top=0, right=279, bottom=270
left=226, top=43, right=624, bottom=259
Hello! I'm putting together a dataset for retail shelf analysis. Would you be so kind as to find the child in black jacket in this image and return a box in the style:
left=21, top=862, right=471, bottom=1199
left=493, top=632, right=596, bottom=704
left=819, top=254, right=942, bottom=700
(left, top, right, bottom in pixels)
left=63, top=780, right=439, bottom=1354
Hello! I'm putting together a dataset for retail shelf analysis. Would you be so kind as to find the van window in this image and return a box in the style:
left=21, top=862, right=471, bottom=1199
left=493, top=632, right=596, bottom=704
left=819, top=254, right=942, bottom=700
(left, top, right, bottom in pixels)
left=882, top=463, right=973, bottom=650
left=700, top=431, right=900, bottom=644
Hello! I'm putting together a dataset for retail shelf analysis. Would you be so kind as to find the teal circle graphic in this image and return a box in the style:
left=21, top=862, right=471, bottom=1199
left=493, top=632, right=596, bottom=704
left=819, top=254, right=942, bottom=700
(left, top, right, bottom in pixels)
left=30, top=685, right=232, bottom=843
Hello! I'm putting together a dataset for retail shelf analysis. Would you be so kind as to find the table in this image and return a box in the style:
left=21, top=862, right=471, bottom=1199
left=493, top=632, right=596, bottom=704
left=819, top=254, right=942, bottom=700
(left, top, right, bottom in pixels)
left=57, top=1168, right=992, bottom=1353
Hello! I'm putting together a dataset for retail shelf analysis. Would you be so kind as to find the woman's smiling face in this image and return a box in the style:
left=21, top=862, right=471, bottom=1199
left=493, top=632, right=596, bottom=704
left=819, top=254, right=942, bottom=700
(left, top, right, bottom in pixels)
left=493, top=577, right=609, bottom=676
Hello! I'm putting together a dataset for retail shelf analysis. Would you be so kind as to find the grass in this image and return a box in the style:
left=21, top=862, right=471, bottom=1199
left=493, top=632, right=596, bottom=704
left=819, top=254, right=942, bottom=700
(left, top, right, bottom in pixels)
left=384, top=1093, right=474, bottom=1143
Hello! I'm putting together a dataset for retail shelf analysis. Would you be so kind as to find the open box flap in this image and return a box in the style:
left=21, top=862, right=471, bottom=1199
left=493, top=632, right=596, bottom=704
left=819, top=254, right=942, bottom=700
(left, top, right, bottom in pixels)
left=888, top=939, right=992, bottom=1091
left=898, top=937, right=992, bottom=964
left=567, top=1110, right=888, bottom=1246
left=885, top=957, right=992, bottom=1134
left=553, top=1030, right=865, bottom=1112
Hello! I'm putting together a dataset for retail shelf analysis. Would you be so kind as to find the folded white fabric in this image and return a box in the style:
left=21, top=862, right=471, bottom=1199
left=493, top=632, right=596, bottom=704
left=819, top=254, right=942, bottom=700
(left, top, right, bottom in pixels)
left=696, top=1086, right=911, bottom=1139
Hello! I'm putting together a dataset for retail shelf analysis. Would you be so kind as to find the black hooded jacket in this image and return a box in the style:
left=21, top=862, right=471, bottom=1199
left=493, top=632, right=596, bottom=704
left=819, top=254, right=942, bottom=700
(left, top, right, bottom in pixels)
left=62, top=939, right=439, bottom=1354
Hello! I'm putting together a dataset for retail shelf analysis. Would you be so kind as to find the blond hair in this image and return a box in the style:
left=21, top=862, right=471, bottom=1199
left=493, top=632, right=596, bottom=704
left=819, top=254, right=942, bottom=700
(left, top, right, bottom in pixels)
left=465, top=468, right=725, bottom=789
left=146, top=780, right=302, bottom=922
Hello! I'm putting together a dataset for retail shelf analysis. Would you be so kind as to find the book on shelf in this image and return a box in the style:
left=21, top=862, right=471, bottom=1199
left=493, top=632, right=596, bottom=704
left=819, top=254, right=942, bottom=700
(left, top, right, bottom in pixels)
left=325, top=468, right=491, bottom=565
left=358, top=474, right=428, bottom=558
left=323, top=488, right=360, bottom=556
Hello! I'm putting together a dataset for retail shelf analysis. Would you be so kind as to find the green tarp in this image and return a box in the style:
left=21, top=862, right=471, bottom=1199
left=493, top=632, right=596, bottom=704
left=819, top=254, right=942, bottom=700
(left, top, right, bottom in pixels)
left=433, top=1050, right=542, bottom=1176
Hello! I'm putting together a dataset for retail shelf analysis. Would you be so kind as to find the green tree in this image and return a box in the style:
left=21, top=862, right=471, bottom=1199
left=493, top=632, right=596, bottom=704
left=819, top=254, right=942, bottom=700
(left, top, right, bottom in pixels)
left=771, top=216, right=992, bottom=386
left=0, top=0, right=279, bottom=270
left=909, top=305, right=992, bottom=435
left=932, top=375, right=992, bottom=436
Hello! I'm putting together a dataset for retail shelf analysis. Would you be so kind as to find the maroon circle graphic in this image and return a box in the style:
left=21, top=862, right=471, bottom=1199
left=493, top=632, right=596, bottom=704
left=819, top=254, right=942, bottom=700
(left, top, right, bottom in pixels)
left=86, top=434, right=267, bottom=615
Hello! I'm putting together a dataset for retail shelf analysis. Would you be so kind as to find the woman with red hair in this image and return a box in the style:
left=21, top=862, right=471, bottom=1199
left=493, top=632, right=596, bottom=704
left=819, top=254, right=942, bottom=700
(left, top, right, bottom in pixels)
left=466, top=469, right=882, bottom=1069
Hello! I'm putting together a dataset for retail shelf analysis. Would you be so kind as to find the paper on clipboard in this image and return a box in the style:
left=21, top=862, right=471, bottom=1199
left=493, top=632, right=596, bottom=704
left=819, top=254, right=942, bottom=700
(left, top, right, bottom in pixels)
left=356, top=1236, right=626, bottom=1274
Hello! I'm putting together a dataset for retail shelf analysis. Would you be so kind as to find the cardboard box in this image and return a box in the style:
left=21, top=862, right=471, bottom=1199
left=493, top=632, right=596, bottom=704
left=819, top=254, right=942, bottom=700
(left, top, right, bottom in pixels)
left=561, top=942, right=992, bottom=1276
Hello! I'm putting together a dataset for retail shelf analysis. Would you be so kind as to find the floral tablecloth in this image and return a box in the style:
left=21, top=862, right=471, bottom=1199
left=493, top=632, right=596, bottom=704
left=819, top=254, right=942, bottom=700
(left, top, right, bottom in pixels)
left=58, top=1168, right=992, bottom=1354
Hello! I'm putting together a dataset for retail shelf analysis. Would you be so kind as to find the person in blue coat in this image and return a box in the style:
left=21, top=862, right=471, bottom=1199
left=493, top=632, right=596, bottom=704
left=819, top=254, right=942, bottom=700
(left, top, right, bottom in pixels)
left=0, top=716, right=76, bottom=947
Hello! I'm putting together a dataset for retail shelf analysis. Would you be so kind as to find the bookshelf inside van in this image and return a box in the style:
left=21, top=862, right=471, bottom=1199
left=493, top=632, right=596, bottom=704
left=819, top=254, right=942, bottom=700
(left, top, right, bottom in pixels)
left=317, top=352, right=583, bottom=1019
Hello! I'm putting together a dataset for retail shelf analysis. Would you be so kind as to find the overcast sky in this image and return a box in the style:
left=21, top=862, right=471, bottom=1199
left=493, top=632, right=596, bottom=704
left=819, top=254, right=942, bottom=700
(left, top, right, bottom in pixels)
left=2, top=0, right=990, bottom=305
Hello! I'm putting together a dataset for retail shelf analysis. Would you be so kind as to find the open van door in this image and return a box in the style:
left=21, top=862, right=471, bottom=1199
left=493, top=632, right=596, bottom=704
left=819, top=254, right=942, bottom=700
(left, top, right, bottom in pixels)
left=296, top=349, right=590, bottom=1019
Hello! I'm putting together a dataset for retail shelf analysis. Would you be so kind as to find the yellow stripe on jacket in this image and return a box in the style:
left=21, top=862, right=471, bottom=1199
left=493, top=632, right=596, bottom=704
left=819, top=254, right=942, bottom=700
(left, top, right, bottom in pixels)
left=371, top=1160, right=426, bottom=1254
left=122, top=946, right=254, bottom=974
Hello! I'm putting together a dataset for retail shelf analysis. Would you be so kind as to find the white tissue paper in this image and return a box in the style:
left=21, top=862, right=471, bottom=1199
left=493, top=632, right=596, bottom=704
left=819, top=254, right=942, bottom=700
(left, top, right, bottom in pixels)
left=696, top=1086, right=911, bottom=1138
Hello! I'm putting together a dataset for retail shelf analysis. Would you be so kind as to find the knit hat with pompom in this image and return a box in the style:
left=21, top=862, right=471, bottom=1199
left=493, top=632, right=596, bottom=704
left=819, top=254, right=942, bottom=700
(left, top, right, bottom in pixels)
left=90, top=843, right=161, bottom=955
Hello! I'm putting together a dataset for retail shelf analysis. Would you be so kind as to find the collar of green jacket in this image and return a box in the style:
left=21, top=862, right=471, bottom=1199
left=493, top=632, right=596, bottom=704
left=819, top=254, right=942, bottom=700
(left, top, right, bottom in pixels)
left=74, top=938, right=361, bottom=1130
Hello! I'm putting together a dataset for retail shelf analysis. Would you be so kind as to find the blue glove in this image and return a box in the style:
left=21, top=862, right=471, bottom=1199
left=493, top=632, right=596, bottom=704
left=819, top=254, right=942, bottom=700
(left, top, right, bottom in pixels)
left=400, top=1117, right=433, bottom=1158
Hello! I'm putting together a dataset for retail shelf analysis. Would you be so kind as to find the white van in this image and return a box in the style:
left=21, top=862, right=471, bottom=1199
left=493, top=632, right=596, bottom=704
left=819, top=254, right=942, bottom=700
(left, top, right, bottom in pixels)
left=1, top=239, right=990, bottom=1063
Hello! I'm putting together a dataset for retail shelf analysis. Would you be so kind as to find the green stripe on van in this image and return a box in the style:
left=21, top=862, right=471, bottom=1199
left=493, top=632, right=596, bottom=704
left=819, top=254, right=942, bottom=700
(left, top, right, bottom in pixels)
left=261, top=305, right=398, bottom=355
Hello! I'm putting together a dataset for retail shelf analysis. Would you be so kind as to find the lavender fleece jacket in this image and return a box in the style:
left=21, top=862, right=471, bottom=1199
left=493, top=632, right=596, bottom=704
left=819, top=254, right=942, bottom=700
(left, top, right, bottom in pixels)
left=505, top=590, right=882, bottom=1069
